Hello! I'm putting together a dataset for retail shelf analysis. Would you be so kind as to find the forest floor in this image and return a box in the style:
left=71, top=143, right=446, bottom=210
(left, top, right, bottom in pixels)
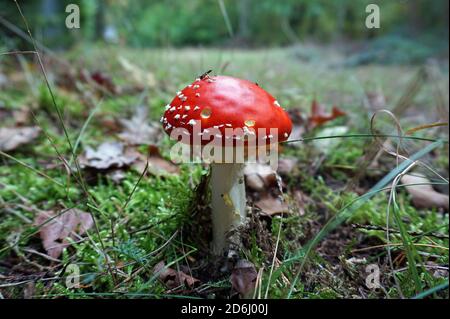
left=0, top=45, right=449, bottom=299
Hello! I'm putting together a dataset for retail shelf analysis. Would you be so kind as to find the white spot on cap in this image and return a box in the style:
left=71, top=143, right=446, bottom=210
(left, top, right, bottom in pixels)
left=195, top=93, right=200, bottom=97
left=284, top=132, right=288, bottom=138
left=274, top=100, right=281, bottom=107
left=174, top=114, right=181, bottom=120
left=182, top=114, right=188, bottom=119
left=188, top=119, right=196, bottom=126
left=184, top=105, right=191, bottom=111
left=165, top=104, right=171, bottom=110
left=194, top=106, right=200, bottom=111
left=169, top=107, right=176, bottom=112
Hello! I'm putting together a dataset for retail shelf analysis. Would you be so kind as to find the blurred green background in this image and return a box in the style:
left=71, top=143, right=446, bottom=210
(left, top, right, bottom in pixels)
left=1, top=0, right=448, bottom=64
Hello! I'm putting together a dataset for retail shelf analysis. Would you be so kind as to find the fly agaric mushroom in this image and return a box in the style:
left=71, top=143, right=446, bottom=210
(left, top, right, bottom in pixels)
left=162, top=73, right=292, bottom=255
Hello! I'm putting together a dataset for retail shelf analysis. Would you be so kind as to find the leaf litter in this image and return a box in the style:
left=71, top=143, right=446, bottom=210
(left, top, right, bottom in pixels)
left=34, top=208, right=94, bottom=259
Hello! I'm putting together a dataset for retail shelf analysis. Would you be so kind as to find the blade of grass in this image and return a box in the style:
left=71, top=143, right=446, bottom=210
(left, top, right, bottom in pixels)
left=0, top=150, right=63, bottom=187
left=412, top=280, right=449, bottom=299
left=282, top=133, right=448, bottom=145
left=69, top=98, right=103, bottom=166
left=217, top=0, right=234, bottom=38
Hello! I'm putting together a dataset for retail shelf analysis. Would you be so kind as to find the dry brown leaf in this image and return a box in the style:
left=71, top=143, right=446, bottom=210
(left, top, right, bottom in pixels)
left=244, top=163, right=277, bottom=191
left=89, top=70, right=118, bottom=94
left=230, top=259, right=257, bottom=298
left=309, top=99, right=346, bottom=129
left=78, top=69, right=118, bottom=95
left=133, top=146, right=180, bottom=176
left=34, top=208, right=94, bottom=259
left=255, top=193, right=289, bottom=216
left=153, top=261, right=199, bottom=289
left=0, top=126, right=40, bottom=151
left=118, top=107, right=162, bottom=145
left=79, top=142, right=139, bottom=170
left=401, top=174, right=449, bottom=210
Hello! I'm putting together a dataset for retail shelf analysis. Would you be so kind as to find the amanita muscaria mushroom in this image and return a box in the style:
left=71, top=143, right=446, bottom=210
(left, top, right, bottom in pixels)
left=162, top=73, right=292, bottom=255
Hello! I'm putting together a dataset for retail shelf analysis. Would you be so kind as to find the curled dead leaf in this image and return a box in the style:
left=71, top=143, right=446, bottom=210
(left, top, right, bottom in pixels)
left=118, top=106, right=162, bottom=145
left=0, top=126, right=40, bottom=151
left=401, top=173, right=448, bottom=210
left=255, top=193, right=289, bottom=216
left=244, top=163, right=277, bottom=192
left=153, top=261, right=199, bottom=289
left=34, top=208, right=94, bottom=259
left=309, top=99, right=346, bottom=129
left=79, top=142, right=139, bottom=170
left=230, top=259, right=257, bottom=298
left=133, top=145, right=180, bottom=176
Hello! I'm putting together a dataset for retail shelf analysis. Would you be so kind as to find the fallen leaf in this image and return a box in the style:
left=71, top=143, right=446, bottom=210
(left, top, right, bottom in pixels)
left=153, top=261, right=199, bottom=289
left=118, top=106, right=162, bottom=145
left=79, top=142, right=139, bottom=170
left=79, top=69, right=118, bottom=94
left=230, top=259, right=257, bottom=298
left=309, top=99, right=346, bottom=129
left=118, top=56, right=156, bottom=89
left=133, top=145, right=180, bottom=176
left=34, top=208, right=94, bottom=259
left=91, top=70, right=117, bottom=94
left=0, top=126, right=40, bottom=151
left=244, top=163, right=277, bottom=191
left=401, top=173, right=449, bottom=210
left=255, top=193, right=289, bottom=216
left=313, top=126, right=349, bottom=154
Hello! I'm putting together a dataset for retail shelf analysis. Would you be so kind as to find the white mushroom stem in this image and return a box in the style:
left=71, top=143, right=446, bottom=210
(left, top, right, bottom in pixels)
left=210, top=163, right=246, bottom=255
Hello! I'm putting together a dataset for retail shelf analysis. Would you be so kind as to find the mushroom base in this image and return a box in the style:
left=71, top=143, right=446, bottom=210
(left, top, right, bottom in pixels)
left=210, top=163, right=246, bottom=255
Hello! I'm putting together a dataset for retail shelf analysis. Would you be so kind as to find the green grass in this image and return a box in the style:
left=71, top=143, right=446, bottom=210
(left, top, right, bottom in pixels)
left=0, top=45, right=448, bottom=299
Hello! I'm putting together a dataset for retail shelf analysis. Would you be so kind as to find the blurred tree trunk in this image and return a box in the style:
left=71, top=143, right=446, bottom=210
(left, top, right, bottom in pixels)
left=95, top=0, right=105, bottom=40
left=41, top=0, right=58, bottom=36
left=237, top=0, right=250, bottom=41
left=408, top=0, right=423, bottom=35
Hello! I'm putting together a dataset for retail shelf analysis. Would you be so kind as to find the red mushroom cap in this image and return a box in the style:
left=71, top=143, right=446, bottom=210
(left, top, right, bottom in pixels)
left=161, top=75, right=292, bottom=146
